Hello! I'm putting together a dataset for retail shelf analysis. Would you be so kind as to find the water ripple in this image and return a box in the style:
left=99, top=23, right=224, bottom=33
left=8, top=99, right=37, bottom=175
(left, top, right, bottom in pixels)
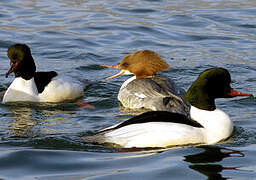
left=0, top=0, right=256, bottom=179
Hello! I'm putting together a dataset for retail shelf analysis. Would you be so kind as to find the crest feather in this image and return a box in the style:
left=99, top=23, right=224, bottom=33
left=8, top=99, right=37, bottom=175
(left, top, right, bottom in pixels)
left=120, top=50, right=170, bottom=78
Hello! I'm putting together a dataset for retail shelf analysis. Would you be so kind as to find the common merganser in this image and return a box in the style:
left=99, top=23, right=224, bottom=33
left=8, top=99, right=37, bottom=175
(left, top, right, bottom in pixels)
left=101, top=50, right=189, bottom=115
left=2, top=44, right=85, bottom=103
left=94, top=68, right=252, bottom=148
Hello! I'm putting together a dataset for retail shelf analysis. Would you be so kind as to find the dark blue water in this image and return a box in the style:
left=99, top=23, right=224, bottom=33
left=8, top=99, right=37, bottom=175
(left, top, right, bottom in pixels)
left=0, top=0, right=256, bottom=179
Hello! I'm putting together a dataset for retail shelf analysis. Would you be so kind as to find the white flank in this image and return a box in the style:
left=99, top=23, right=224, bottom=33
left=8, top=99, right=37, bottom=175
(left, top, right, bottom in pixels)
left=3, top=76, right=84, bottom=103
left=39, top=76, right=84, bottom=102
left=103, top=122, right=204, bottom=148
left=102, top=106, right=233, bottom=148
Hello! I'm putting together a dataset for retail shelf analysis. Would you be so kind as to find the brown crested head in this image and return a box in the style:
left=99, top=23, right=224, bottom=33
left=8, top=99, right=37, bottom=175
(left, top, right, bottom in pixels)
left=119, top=50, right=170, bottom=78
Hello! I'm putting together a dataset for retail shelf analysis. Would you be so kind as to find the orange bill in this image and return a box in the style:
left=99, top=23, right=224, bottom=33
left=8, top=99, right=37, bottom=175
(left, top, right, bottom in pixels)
left=104, top=69, right=126, bottom=81
left=101, top=64, right=127, bottom=81
left=6, top=61, right=19, bottom=78
left=228, top=88, right=253, bottom=98
left=101, top=64, right=121, bottom=69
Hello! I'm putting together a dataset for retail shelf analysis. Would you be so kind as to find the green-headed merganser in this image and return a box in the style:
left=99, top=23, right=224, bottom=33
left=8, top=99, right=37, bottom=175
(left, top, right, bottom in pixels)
left=2, top=44, right=86, bottom=103
left=94, top=68, right=253, bottom=148
left=101, top=50, right=189, bottom=115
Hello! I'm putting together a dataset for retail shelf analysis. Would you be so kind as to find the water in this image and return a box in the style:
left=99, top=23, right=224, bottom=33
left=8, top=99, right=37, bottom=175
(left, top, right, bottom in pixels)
left=0, top=0, right=256, bottom=179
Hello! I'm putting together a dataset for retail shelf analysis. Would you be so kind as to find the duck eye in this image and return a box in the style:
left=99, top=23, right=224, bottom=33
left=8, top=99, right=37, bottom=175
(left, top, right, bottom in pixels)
left=12, top=53, right=18, bottom=60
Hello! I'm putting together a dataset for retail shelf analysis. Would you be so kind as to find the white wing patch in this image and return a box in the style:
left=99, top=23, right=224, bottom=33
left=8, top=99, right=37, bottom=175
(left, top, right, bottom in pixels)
left=134, top=93, right=147, bottom=98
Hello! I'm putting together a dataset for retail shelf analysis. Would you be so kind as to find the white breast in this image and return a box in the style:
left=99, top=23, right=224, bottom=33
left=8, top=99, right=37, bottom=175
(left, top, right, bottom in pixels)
left=119, top=76, right=136, bottom=90
left=3, top=77, right=39, bottom=103
left=190, top=106, right=233, bottom=144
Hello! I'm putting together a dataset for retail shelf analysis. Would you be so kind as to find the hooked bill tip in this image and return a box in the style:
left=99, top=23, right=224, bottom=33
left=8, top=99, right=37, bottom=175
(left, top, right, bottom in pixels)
left=228, top=88, right=253, bottom=98
left=5, top=71, right=11, bottom=78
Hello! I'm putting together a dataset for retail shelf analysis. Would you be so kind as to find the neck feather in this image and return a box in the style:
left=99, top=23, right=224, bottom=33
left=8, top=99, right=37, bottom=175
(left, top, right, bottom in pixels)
left=120, top=76, right=136, bottom=90
left=185, top=87, right=216, bottom=111
left=190, top=106, right=233, bottom=144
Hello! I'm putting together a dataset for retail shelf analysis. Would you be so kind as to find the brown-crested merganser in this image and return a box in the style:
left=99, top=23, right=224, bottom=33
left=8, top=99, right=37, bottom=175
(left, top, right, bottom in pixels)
left=101, top=50, right=189, bottom=115
left=94, top=68, right=253, bottom=148
left=2, top=44, right=86, bottom=103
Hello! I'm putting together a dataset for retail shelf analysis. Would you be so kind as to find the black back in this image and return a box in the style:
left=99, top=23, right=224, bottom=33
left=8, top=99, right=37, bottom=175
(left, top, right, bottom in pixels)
left=103, top=111, right=203, bottom=132
left=34, top=71, right=58, bottom=93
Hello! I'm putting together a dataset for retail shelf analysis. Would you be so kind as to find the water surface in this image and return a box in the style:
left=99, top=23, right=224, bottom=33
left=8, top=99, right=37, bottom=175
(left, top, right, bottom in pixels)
left=0, top=0, right=256, bottom=179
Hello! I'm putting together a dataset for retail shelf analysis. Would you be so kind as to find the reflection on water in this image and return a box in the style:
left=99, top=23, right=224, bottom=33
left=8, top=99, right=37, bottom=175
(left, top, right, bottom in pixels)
left=190, top=164, right=229, bottom=180
left=8, top=106, right=35, bottom=136
left=185, top=146, right=244, bottom=180
left=5, top=102, right=75, bottom=137
left=184, top=146, right=244, bottom=163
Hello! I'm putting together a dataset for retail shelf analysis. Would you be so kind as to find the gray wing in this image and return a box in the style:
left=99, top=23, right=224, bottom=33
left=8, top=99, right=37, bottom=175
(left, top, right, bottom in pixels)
left=151, top=75, right=186, bottom=98
left=118, top=75, right=189, bottom=115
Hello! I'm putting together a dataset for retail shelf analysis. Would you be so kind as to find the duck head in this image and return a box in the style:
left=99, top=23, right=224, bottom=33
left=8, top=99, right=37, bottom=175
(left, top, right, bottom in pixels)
left=6, top=44, right=36, bottom=80
left=185, top=68, right=253, bottom=111
left=101, top=50, right=170, bottom=80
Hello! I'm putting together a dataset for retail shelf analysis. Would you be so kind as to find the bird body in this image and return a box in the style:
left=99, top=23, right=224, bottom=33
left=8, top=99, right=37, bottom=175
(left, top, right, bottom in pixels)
left=102, top=50, right=188, bottom=114
left=93, top=68, right=252, bottom=148
left=2, top=44, right=85, bottom=103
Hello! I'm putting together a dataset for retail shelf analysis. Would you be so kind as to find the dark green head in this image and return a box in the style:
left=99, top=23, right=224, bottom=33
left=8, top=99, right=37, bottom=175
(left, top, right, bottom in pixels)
left=6, top=44, right=36, bottom=80
left=185, top=68, right=252, bottom=111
